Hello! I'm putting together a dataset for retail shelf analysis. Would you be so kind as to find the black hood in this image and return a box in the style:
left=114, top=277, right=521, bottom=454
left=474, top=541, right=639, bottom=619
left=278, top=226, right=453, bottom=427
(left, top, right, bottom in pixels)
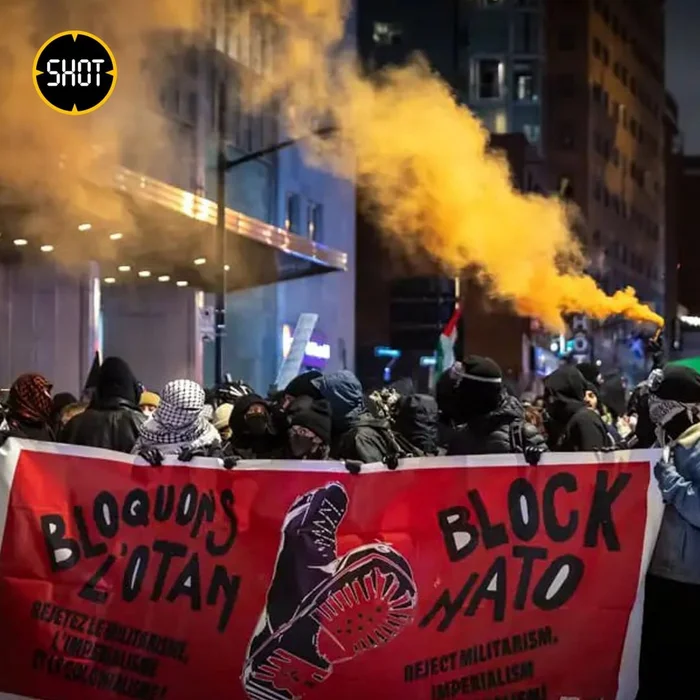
left=544, top=366, right=588, bottom=423
left=600, top=375, right=627, bottom=418
left=94, top=357, right=140, bottom=406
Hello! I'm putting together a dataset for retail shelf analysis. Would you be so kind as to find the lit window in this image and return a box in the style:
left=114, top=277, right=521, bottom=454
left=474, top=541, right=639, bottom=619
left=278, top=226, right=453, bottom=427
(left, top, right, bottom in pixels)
left=474, top=59, right=504, bottom=100
left=307, top=202, right=323, bottom=242
left=513, top=61, right=538, bottom=101
left=522, top=124, right=540, bottom=144
left=372, top=21, right=402, bottom=46
left=285, top=193, right=301, bottom=233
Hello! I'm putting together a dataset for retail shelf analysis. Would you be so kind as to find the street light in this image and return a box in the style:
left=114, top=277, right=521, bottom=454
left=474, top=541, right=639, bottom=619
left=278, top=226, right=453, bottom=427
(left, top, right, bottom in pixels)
left=213, top=48, right=338, bottom=384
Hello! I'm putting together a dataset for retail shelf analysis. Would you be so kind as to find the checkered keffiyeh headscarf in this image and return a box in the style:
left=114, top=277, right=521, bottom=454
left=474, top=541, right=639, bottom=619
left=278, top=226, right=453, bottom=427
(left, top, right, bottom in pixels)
left=137, top=379, right=211, bottom=445
left=8, top=373, right=52, bottom=424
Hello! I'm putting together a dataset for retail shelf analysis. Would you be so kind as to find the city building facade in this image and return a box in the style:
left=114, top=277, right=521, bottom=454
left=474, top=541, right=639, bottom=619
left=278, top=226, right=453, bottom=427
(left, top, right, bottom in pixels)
left=0, top=1, right=356, bottom=393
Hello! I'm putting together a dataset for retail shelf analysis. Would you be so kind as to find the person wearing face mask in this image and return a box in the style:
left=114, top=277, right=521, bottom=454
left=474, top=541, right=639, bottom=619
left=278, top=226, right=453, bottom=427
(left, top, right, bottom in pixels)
left=638, top=365, right=700, bottom=697
left=139, top=391, right=160, bottom=418
left=227, top=394, right=284, bottom=459
left=286, top=400, right=332, bottom=460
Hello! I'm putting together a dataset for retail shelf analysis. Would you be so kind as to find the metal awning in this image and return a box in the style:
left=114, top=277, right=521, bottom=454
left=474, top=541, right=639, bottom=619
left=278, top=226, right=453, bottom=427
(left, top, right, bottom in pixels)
left=0, top=167, right=348, bottom=291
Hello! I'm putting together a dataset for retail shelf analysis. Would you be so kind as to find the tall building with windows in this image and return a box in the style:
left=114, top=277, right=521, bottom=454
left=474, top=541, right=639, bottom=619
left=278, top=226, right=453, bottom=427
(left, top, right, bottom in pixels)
left=460, top=0, right=544, bottom=148
left=0, top=1, right=356, bottom=392
left=545, top=0, right=665, bottom=306
left=544, top=0, right=665, bottom=377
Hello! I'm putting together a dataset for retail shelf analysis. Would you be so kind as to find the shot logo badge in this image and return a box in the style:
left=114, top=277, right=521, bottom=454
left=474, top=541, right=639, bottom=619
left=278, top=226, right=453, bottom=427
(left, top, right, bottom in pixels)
left=32, top=31, right=117, bottom=115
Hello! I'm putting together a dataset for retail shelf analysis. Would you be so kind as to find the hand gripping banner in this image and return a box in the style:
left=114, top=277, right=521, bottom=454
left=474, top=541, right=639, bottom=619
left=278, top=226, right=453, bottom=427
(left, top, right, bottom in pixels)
left=0, top=439, right=662, bottom=700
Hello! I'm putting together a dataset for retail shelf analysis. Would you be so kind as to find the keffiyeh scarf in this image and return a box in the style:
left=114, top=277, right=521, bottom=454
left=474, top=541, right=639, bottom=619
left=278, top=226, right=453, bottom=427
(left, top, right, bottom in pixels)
left=135, top=379, right=220, bottom=452
left=8, top=373, right=52, bottom=424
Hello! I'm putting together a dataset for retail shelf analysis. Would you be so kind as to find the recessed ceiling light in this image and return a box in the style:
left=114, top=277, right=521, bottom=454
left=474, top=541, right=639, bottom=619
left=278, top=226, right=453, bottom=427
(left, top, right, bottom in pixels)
left=224, top=264, right=231, bottom=271
left=13, top=239, right=28, bottom=246
left=78, top=223, right=92, bottom=232
left=104, top=277, right=116, bottom=284
left=176, top=280, right=188, bottom=287
left=40, top=244, right=54, bottom=252
left=138, top=270, right=151, bottom=278
left=109, top=232, right=123, bottom=240
left=158, top=275, right=170, bottom=282
left=193, top=257, right=206, bottom=265
left=118, top=265, right=131, bottom=272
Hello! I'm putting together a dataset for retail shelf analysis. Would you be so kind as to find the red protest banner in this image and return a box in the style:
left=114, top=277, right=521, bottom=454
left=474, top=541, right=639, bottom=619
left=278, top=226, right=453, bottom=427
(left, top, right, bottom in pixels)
left=0, top=440, right=662, bottom=700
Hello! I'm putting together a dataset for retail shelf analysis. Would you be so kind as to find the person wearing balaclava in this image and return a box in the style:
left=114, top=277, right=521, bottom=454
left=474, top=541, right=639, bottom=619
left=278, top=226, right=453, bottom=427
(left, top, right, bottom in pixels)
left=227, top=394, right=284, bottom=459
left=133, top=379, right=221, bottom=458
left=542, top=365, right=610, bottom=451
left=0, top=373, right=54, bottom=441
left=312, top=370, right=402, bottom=464
left=60, top=357, right=145, bottom=453
left=637, top=365, right=700, bottom=697
left=446, top=356, right=546, bottom=460
left=269, top=370, right=324, bottom=436
left=286, top=400, right=333, bottom=460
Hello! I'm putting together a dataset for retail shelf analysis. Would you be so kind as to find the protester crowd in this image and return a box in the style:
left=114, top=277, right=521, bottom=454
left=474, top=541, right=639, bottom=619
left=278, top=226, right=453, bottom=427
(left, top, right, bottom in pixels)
left=0, top=347, right=699, bottom=694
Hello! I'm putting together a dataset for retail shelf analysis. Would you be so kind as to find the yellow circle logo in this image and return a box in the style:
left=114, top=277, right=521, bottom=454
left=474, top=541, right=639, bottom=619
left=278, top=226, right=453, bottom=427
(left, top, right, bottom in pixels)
left=33, top=31, right=117, bottom=115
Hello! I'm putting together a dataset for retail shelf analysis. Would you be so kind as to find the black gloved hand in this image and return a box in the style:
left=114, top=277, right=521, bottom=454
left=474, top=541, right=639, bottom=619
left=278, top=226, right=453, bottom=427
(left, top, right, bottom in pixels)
left=344, top=460, right=362, bottom=475
left=222, top=455, right=238, bottom=470
left=524, top=445, right=545, bottom=466
left=138, top=448, right=164, bottom=466
left=178, top=446, right=206, bottom=462
left=0, top=432, right=9, bottom=448
left=384, top=453, right=400, bottom=471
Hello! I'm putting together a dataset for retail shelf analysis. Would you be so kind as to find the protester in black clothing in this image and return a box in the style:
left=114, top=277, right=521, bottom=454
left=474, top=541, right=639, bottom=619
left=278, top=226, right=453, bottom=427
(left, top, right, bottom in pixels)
left=312, top=370, right=408, bottom=464
left=543, top=365, right=610, bottom=451
left=228, top=394, right=284, bottom=459
left=395, top=394, right=440, bottom=455
left=445, top=356, right=546, bottom=460
left=286, top=400, right=332, bottom=460
left=59, top=357, right=145, bottom=453
left=1, top=373, right=54, bottom=441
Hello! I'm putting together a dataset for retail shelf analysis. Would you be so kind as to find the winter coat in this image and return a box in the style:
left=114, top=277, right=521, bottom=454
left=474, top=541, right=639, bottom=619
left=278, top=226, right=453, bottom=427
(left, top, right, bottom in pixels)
left=447, top=394, right=546, bottom=456
left=59, top=357, right=145, bottom=453
left=650, top=423, right=700, bottom=584
left=60, top=397, right=145, bottom=453
left=313, top=370, right=414, bottom=464
left=395, top=394, right=440, bottom=455
left=544, top=366, right=610, bottom=452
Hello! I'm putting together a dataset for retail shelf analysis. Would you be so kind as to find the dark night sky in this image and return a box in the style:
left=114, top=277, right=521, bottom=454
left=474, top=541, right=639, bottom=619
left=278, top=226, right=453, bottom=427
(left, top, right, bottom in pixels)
left=667, top=0, right=700, bottom=153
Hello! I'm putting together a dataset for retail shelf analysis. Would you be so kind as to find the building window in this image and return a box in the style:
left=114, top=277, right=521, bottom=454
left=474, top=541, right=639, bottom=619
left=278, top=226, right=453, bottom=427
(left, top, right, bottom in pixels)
left=513, top=61, right=538, bottom=101
left=522, top=124, right=540, bottom=144
left=620, top=65, right=628, bottom=86
left=591, top=82, right=602, bottom=103
left=630, top=75, right=637, bottom=95
left=474, top=58, right=504, bottom=99
left=558, top=26, right=575, bottom=51
left=285, top=193, right=301, bottom=233
left=372, top=21, right=402, bottom=46
left=611, top=146, right=620, bottom=167
left=307, top=202, right=323, bottom=242
left=514, top=12, right=539, bottom=53
left=593, top=37, right=601, bottom=58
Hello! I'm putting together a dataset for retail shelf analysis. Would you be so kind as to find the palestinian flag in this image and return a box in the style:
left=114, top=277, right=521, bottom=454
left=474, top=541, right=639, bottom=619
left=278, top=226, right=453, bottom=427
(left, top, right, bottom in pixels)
left=435, top=306, right=462, bottom=376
